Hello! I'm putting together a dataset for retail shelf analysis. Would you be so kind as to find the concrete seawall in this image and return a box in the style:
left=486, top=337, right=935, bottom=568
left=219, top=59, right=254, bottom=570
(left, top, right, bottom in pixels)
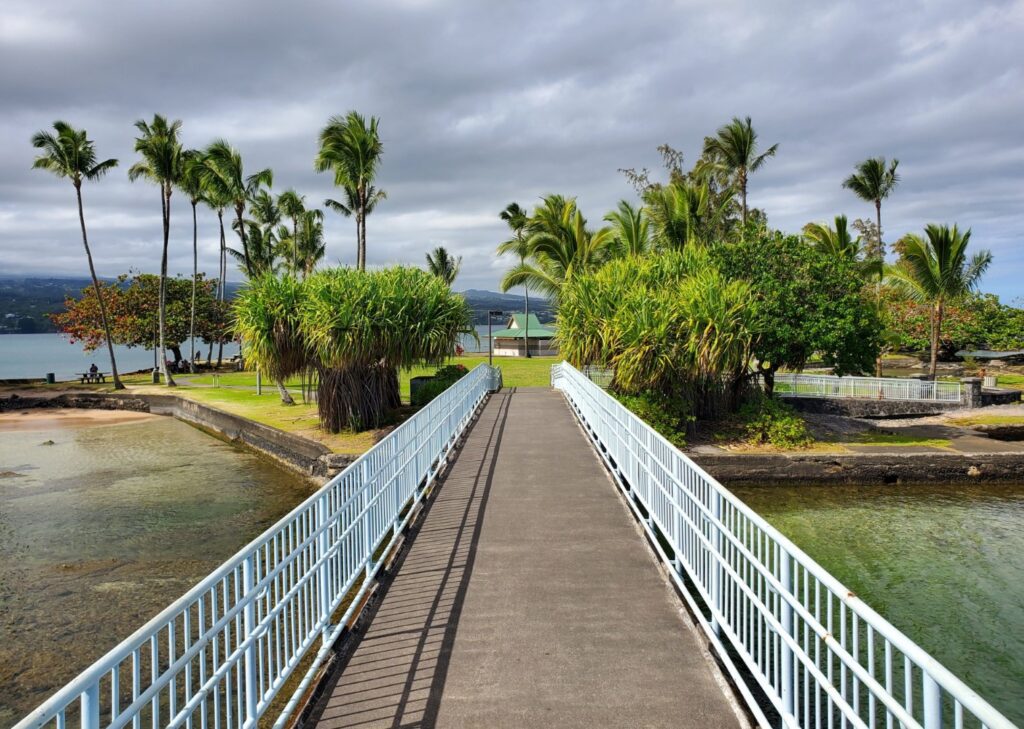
left=0, top=392, right=354, bottom=479
left=693, top=450, right=1024, bottom=485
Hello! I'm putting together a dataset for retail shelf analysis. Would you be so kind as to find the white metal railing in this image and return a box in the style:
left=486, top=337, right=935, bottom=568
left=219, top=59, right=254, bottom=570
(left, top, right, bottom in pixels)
left=551, top=361, right=1014, bottom=729
left=14, top=364, right=499, bottom=729
left=774, top=373, right=962, bottom=403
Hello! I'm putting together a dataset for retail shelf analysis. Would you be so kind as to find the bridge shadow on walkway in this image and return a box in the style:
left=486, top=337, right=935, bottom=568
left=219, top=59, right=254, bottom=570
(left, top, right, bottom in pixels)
left=304, top=388, right=743, bottom=729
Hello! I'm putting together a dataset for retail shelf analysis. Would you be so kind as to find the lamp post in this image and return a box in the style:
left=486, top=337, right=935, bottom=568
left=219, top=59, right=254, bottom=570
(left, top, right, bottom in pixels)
left=488, top=310, right=503, bottom=367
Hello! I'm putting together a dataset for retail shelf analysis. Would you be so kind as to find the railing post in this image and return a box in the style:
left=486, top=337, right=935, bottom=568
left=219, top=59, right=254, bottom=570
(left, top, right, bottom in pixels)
left=81, top=684, right=100, bottom=729
left=923, top=674, right=942, bottom=729
left=780, top=548, right=795, bottom=721
left=362, top=462, right=374, bottom=579
left=241, top=554, right=258, bottom=728
left=317, top=494, right=331, bottom=645
left=710, top=489, right=722, bottom=636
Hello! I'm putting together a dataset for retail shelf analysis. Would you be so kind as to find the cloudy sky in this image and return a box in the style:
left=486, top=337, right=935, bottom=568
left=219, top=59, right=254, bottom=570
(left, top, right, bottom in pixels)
left=1, top=0, right=1022, bottom=299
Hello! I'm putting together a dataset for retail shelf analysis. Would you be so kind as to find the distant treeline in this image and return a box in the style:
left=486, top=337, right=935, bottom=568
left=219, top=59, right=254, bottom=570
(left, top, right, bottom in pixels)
left=0, top=277, right=549, bottom=333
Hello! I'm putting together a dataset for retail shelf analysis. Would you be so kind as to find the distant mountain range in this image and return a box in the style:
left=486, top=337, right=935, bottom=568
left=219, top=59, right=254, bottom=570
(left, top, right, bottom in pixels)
left=0, top=277, right=551, bottom=333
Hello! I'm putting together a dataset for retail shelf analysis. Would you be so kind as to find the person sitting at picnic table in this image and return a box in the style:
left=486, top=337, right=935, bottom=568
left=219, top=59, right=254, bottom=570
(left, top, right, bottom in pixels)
left=89, top=363, right=98, bottom=375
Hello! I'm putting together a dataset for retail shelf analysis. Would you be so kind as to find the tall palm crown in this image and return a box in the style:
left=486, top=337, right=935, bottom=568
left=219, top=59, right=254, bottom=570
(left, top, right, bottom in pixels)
left=128, top=114, right=184, bottom=385
left=201, top=140, right=273, bottom=276
left=803, top=215, right=860, bottom=259
left=315, top=111, right=385, bottom=270
left=295, top=208, right=326, bottom=276
left=885, top=224, right=991, bottom=377
left=425, top=246, right=462, bottom=286
left=31, top=121, right=124, bottom=389
left=842, top=157, right=899, bottom=260
left=700, top=116, right=778, bottom=226
left=500, top=195, right=613, bottom=301
left=277, top=189, right=306, bottom=271
left=604, top=200, right=650, bottom=257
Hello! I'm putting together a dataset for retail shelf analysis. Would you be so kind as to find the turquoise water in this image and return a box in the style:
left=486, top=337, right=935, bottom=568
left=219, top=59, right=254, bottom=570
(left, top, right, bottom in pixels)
left=0, top=414, right=313, bottom=725
left=0, top=333, right=239, bottom=380
left=732, top=482, right=1024, bottom=726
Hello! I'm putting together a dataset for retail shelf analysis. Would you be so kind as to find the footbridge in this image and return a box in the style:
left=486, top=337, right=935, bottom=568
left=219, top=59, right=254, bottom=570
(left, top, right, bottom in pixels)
left=13, top=364, right=1016, bottom=729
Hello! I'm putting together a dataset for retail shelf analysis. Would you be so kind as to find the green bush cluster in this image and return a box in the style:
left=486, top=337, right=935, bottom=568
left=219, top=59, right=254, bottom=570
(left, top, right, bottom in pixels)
left=738, top=395, right=813, bottom=449
left=411, top=364, right=469, bottom=406
left=615, top=390, right=694, bottom=448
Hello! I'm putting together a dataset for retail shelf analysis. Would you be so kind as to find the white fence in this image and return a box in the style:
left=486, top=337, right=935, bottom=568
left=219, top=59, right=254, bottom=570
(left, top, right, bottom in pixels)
left=551, top=361, right=1013, bottom=729
left=775, top=373, right=962, bottom=403
left=14, top=364, right=499, bottom=729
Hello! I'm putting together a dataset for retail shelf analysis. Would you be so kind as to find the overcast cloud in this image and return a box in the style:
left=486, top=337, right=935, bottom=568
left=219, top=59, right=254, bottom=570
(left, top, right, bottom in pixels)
left=1, top=0, right=1022, bottom=299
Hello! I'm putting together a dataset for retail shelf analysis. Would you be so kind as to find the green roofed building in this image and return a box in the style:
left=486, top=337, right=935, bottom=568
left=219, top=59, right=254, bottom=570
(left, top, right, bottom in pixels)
left=491, top=313, right=558, bottom=357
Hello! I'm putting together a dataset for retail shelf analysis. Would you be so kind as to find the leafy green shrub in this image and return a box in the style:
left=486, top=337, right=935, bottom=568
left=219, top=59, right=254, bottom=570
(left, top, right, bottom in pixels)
left=411, top=364, right=469, bottom=406
left=615, top=390, right=693, bottom=448
left=739, top=395, right=812, bottom=449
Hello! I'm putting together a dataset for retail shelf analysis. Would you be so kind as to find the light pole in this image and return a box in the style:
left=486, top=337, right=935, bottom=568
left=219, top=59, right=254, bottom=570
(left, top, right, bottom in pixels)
left=488, top=310, right=503, bottom=367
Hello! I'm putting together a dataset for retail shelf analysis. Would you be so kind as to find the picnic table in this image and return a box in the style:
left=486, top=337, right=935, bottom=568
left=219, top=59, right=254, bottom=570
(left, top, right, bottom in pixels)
left=78, top=371, right=107, bottom=384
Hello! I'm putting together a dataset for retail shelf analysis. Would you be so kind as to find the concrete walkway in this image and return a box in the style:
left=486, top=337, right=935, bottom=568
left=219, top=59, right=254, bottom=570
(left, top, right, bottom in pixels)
left=305, top=388, right=742, bottom=729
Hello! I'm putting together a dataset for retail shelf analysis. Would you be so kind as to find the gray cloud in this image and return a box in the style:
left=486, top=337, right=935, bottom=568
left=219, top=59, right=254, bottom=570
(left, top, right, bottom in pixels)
left=1, top=0, right=1022, bottom=299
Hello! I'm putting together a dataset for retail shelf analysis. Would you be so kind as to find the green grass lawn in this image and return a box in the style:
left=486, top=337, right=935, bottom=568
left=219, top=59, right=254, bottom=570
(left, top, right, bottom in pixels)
left=851, top=432, right=952, bottom=448
left=948, top=414, right=1024, bottom=427
left=9, top=356, right=559, bottom=454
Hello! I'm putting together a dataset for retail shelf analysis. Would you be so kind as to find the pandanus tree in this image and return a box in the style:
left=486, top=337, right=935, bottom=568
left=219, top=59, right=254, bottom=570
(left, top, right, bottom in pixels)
left=178, top=150, right=206, bottom=371
left=31, top=121, right=124, bottom=389
left=885, top=224, right=992, bottom=378
left=128, top=114, right=183, bottom=384
left=558, top=249, right=755, bottom=418
left=201, top=140, right=273, bottom=278
left=234, top=267, right=471, bottom=431
left=700, top=116, right=777, bottom=227
left=425, top=246, right=462, bottom=285
left=315, top=112, right=386, bottom=270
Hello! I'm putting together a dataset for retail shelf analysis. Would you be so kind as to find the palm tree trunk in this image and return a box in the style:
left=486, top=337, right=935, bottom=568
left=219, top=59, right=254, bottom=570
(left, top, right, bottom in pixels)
left=75, top=184, right=124, bottom=390
left=217, top=209, right=226, bottom=368
left=189, top=200, right=198, bottom=374
left=874, top=199, right=884, bottom=377
left=159, top=186, right=176, bottom=387
left=740, top=169, right=748, bottom=227
left=293, top=218, right=299, bottom=275
left=237, top=204, right=251, bottom=275
left=524, top=283, right=531, bottom=358
left=276, top=379, right=295, bottom=405
left=929, top=301, right=942, bottom=379
left=358, top=188, right=367, bottom=271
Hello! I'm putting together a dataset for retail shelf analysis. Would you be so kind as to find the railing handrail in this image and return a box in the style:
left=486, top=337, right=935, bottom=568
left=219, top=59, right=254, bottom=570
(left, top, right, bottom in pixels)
left=551, top=361, right=1014, bottom=729
left=14, top=363, right=498, bottom=729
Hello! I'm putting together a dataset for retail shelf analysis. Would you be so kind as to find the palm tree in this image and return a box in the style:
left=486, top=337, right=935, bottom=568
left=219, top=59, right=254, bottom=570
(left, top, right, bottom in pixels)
left=425, top=246, right=462, bottom=285
left=700, top=116, right=778, bottom=226
left=201, top=140, right=273, bottom=279
left=843, top=156, right=900, bottom=375
left=842, top=157, right=899, bottom=261
left=803, top=215, right=861, bottom=259
left=277, top=189, right=306, bottom=272
left=229, top=220, right=280, bottom=278
left=295, top=209, right=326, bottom=276
left=501, top=196, right=613, bottom=302
left=604, top=200, right=650, bottom=257
left=128, top=115, right=183, bottom=386
left=643, top=181, right=731, bottom=250
left=202, top=181, right=232, bottom=367
left=498, top=202, right=532, bottom=356
left=179, top=150, right=206, bottom=372
left=31, top=122, right=124, bottom=389
left=885, top=224, right=991, bottom=378
left=315, top=111, right=385, bottom=270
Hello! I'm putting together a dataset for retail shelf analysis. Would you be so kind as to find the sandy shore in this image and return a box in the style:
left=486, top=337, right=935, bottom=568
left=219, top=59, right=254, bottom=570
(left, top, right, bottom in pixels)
left=0, top=408, right=157, bottom=432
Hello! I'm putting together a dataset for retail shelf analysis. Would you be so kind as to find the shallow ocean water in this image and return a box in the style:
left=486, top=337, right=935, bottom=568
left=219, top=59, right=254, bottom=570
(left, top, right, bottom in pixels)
left=0, top=413, right=313, bottom=725
left=733, top=481, right=1024, bottom=726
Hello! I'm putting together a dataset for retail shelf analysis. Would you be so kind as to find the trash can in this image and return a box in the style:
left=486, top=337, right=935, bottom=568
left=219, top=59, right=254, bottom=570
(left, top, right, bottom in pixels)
left=152, top=369, right=160, bottom=384
left=984, top=375, right=997, bottom=388
left=45, top=372, right=55, bottom=384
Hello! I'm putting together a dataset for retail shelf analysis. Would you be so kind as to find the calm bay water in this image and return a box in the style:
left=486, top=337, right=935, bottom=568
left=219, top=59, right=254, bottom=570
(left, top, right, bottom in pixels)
left=0, top=333, right=239, bottom=381
left=732, top=482, right=1024, bottom=726
left=0, top=414, right=313, bottom=725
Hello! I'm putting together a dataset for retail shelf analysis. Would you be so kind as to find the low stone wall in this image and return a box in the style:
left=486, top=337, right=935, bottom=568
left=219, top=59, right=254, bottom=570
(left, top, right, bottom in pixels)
left=0, top=392, right=356, bottom=480
left=982, top=388, right=1022, bottom=406
left=692, top=451, right=1024, bottom=485
left=780, top=396, right=952, bottom=418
